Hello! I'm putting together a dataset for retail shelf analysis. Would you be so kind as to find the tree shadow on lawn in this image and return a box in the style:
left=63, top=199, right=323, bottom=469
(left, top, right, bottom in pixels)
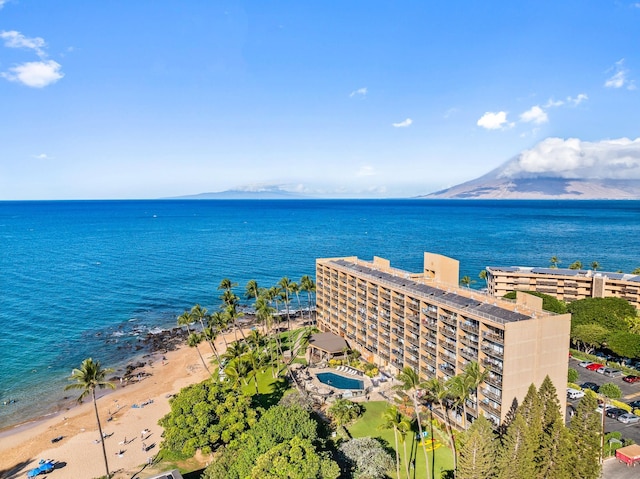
left=251, top=376, right=289, bottom=409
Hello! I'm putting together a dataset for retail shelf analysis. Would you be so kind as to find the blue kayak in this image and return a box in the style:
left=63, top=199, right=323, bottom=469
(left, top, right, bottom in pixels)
left=27, top=461, right=54, bottom=477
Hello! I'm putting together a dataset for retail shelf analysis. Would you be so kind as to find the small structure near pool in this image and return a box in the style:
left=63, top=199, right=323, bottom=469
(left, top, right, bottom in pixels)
left=306, top=332, right=349, bottom=365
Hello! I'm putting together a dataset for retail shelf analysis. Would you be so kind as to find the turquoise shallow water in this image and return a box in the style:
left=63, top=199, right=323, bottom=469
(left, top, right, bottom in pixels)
left=1, top=199, right=639, bottom=428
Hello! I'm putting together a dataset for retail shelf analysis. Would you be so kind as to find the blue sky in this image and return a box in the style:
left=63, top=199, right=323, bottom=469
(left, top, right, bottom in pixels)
left=1, top=1, right=639, bottom=199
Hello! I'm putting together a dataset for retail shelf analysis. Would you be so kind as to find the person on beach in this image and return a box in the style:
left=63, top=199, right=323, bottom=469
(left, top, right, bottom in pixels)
left=142, top=442, right=147, bottom=452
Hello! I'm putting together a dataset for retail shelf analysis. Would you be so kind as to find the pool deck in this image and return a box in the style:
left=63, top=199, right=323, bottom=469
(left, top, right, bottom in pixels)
left=294, top=364, right=398, bottom=403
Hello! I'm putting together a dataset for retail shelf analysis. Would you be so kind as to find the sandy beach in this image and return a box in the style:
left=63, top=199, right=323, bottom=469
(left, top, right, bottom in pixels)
left=0, top=335, right=224, bottom=479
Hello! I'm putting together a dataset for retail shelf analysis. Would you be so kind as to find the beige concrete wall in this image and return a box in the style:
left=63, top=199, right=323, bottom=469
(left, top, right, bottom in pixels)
left=502, top=313, right=571, bottom=420
left=423, top=252, right=459, bottom=286
left=516, top=291, right=543, bottom=310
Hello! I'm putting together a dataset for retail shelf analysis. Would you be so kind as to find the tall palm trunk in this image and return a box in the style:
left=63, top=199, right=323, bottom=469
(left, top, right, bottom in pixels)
left=195, top=344, right=211, bottom=375
left=438, top=399, right=458, bottom=475
left=92, top=389, right=110, bottom=478
left=392, top=425, right=401, bottom=479
left=413, top=393, right=432, bottom=479
left=402, top=435, right=410, bottom=479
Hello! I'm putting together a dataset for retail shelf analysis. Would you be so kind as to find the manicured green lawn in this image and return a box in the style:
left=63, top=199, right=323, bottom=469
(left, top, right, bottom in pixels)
left=347, top=401, right=454, bottom=479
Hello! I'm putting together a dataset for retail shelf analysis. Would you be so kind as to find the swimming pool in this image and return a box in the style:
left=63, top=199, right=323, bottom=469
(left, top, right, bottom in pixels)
left=316, top=372, right=364, bottom=390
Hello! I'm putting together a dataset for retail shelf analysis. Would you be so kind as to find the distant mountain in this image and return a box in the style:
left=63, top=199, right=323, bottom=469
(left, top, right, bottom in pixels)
left=423, top=137, right=640, bottom=199
left=169, top=185, right=311, bottom=200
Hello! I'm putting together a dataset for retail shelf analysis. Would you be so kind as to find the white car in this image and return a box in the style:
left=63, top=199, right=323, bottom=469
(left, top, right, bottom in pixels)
left=596, top=366, right=607, bottom=374
left=617, top=413, right=640, bottom=424
left=578, top=361, right=593, bottom=368
left=567, top=388, right=585, bottom=400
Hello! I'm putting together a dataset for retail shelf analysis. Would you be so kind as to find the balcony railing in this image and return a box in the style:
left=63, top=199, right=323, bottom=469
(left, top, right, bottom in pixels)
left=480, top=400, right=501, bottom=417
left=482, top=331, right=504, bottom=344
left=481, top=388, right=502, bottom=403
left=481, top=345, right=504, bottom=359
left=459, top=321, right=479, bottom=334
left=439, top=314, right=457, bottom=327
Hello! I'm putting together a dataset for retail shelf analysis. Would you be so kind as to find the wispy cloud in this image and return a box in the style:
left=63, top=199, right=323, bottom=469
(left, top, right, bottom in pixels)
left=605, top=59, right=636, bottom=90
left=1, top=60, right=64, bottom=88
left=32, top=153, right=53, bottom=160
left=1, top=30, right=47, bottom=58
left=0, top=30, right=64, bottom=88
left=520, top=105, right=548, bottom=125
left=349, top=87, right=367, bottom=98
left=567, top=93, right=588, bottom=105
left=0, top=0, right=6, bottom=9
left=477, top=111, right=510, bottom=130
left=356, top=165, right=375, bottom=177
left=392, top=118, right=412, bottom=128
left=443, top=107, right=459, bottom=119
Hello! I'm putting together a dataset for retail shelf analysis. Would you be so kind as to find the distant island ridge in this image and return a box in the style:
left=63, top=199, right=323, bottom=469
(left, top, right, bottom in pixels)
left=170, top=137, right=640, bottom=200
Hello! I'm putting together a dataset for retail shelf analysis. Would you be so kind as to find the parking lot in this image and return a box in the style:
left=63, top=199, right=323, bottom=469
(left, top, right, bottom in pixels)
left=568, top=358, right=640, bottom=446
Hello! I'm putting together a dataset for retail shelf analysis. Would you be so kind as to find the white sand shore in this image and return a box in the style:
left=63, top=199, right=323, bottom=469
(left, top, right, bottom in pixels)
left=0, top=338, right=221, bottom=479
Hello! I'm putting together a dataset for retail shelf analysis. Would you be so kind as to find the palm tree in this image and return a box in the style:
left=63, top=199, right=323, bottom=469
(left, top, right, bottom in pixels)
left=632, top=267, right=640, bottom=275
left=380, top=405, right=404, bottom=479
left=245, top=279, right=260, bottom=305
left=397, top=416, right=413, bottom=479
left=245, top=349, right=266, bottom=394
left=224, top=357, right=252, bottom=389
left=291, top=281, right=301, bottom=318
left=191, top=304, right=221, bottom=363
left=569, top=260, right=583, bottom=270
left=450, top=361, right=489, bottom=429
left=223, top=340, right=249, bottom=362
left=278, top=277, right=294, bottom=331
left=591, top=261, right=600, bottom=271
left=300, top=275, right=316, bottom=321
left=459, top=275, right=475, bottom=289
left=478, top=270, right=488, bottom=289
left=224, top=303, right=246, bottom=342
left=187, top=332, right=212, bottom=376
left=395, top=367, right=431, bottom=479
left=209, top=311, right=229, bottom=349
left=550, top=256, right=560, bottom=268
left=424, top=376, right=457, bottom=474
left=218, top=277, right=238, bottom=292
left=65, top=358, right=115, bottom=479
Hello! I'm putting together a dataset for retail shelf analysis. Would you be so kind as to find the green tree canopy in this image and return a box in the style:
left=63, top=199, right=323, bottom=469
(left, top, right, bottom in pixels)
left=606, top=331, right=640, bottom=359
left=327, top=398, right=363, bottom=427
left=339, top=437, right=395, bottom=479
left=567, top=394, right=601, bottom=479
left=502, top=290, right=567, bottom=314
left=159, top=380, right=259, bottom=457
left=571, top=324, right=610, bottom=354
left=206, top=404, right=321, bottom=479
left=250, top=436, right=340, bottom=479
left=457, top=415, right=497, bottom=479
left=567, top=297, right=637, bottom=332
left=598, top=383, right=622, bottom=400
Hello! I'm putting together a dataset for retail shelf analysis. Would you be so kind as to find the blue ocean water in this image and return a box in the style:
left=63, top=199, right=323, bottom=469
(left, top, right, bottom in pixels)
left=1, top=199, right=639, bottom=428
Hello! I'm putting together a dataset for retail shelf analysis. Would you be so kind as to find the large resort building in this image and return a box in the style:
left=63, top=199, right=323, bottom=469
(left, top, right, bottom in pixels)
left=315, top=253, right=571, bottom=428
left=486, top=266, right=640, bottom=309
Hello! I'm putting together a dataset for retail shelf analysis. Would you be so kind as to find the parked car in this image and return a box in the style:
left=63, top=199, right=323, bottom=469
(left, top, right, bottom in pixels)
left=604, top=368, right=623, bottom=378
left=579, top=361, right=594, bottom=368
left=596, top=366, right=607, bottom=374
left=605, top=407, right=628, bottom=419
left=567, top=388, right=585, bottom=400
left=586, top=363, right=604, bottom=371
left=623, top=375, right=640, bottom=383
left=617, top=413, right=640, bottom=424
left=580, top=382, right=599, bottom=392
left=596, top=404, right=609, bottom=414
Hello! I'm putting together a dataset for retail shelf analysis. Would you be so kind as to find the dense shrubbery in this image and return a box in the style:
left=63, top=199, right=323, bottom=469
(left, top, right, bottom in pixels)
left=203, top=404, right=338, bottom=479
left=158, top=379, right=259, bottom=457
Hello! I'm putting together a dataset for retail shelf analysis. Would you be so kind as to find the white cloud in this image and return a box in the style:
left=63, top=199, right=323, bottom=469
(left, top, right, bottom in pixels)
left=32, top=153, right=53, bottom=160
left=605, top=59, right=635, bottom=90
left=499, top=137, right=640, bottom=180
left=0, top=30, right=47, bottom=58
left=392, top=118, right=413, bottom=128
left=544, top=99, right=564, bottom=108
left=443, top=107, right=459, bottom=119
left=349, top=87, right=367, bottom=98
left=356, top=165, right=375, bottom=177
left=477, top=111, right=509, bottom=130
left=567, top=93, right=588, bottom=105
left=520, top=105, right=548, bottom=124
left=1, top=60, right=64, bottom=88
left=0, top=0, right=6, bottom=9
